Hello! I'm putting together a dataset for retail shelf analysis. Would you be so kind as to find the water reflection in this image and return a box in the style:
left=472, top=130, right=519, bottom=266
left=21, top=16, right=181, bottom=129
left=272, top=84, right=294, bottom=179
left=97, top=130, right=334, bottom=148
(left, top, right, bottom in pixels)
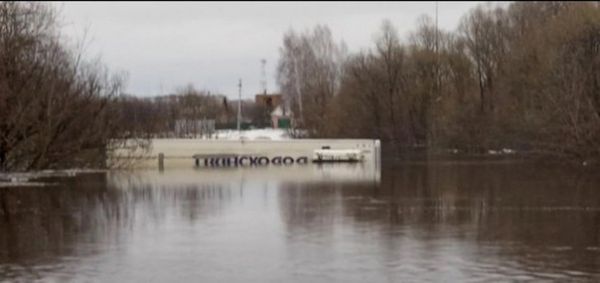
left=0, top=161, right=599, bottom=282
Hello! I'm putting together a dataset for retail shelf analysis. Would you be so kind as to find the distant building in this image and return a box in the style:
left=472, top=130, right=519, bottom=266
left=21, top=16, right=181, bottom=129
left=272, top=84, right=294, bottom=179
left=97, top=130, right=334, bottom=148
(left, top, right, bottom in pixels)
left=271, top=105, right=292, bottom=129
left=254, top=93, right=291, bottom=129
left=255, top=93, right=283, bottom=109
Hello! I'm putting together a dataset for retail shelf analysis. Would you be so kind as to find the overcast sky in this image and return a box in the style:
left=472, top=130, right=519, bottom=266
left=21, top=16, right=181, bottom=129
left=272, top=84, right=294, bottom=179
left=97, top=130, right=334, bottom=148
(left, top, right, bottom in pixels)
left=55, top=1, right=501, bottom=99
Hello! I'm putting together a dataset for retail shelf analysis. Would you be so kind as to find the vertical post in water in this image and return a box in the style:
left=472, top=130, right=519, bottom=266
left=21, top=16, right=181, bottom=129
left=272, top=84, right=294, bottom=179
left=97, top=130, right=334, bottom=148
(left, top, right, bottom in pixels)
left=158, top=152, right=164, bottom=171
left=237, top=78, right=242, bottom=135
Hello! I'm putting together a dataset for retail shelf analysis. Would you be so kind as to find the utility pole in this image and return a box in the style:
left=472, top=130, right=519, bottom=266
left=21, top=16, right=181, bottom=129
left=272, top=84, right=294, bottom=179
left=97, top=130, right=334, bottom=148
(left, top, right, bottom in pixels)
left=237, top=78, right=242, bottom=134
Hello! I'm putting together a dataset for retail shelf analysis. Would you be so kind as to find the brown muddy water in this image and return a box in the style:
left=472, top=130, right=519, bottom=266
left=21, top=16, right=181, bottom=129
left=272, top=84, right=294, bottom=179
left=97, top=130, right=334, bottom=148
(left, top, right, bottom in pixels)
left=1, top=160, right=599, bottom=282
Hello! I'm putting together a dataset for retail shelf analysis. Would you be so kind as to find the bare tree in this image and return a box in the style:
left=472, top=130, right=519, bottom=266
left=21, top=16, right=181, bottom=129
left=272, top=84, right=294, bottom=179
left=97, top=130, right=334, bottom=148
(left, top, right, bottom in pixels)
left=459, top=5, right=509, bottom=114
left=0, top=2, right=145, bottom=171
left=276, top=25, right=346, bottom=137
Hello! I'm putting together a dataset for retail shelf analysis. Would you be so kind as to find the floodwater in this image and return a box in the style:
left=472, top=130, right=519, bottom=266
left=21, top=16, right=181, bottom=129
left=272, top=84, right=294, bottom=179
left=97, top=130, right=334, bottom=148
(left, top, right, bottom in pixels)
left=1, top=160, right=600, bottom=282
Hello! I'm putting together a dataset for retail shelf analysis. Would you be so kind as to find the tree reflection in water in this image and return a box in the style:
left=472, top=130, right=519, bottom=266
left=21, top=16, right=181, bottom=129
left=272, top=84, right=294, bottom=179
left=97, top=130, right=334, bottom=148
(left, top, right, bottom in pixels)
left=0, top=161, right=599, bottom=281
left=277, top=161, right=600, bottom=281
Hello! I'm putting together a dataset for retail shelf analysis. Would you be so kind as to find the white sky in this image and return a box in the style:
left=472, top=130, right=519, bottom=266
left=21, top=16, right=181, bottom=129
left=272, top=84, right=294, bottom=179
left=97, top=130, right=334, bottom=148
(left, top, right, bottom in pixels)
left=55, top=1, right=504, bottom=98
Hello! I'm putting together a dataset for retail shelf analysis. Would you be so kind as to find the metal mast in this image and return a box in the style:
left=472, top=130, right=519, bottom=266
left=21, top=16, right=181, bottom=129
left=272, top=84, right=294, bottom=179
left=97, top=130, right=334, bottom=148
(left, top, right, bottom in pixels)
left=435, top=0, right=439, bottom=95
left=430, top=0, right=439, bottom=148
